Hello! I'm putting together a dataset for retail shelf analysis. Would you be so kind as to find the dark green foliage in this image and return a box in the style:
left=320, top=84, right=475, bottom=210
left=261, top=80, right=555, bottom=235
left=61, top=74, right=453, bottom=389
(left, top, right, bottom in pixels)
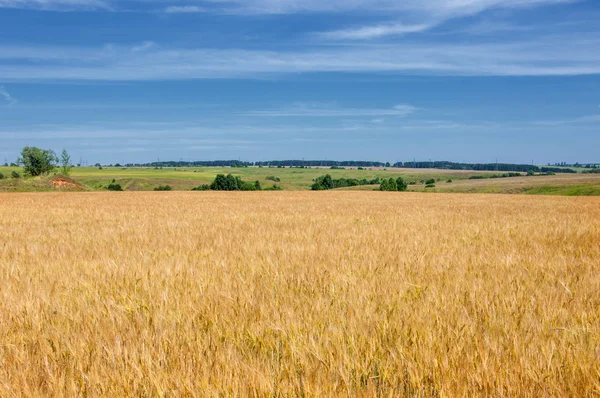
left=425, top=184, right=436, bottom=188
left=396, top=177, right=408, bottom=192
left=469, top=172, right=523, bottom=180
left=380, top=177, right=407, bottom=192
left=264, top=184, right=282, bottom=191
left=540, top=167, right=576, bottom=174
left=154, top=185, right=172, bottom=191
left=526, top=170, right=535, bottom=176
left=18, top=146, right=58, bottom=176
left=266, top=176, right=281, bottom=182
left=311, top=175, right=380, bottom=190
left=311, top=175, right=334, bottom=190
left=330, top=166, right=345, bottom=170
left=447, top=179, right=453, bottom=183
left=107, top=179, right=123, bottom=191
left=198, top=174, right=263, bottom=191
left=0, top=172, right=4, bottom=180
left=583, top=168, right=600, bottom=174
left=425, top=179, right=436, bottom=185
left=380, top=178, right=397, bottom=191
left=11, top=171, right=21, bottom=179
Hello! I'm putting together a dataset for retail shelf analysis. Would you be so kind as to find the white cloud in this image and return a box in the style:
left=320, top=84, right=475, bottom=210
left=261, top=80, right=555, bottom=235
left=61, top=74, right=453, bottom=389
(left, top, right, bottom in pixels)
left=131, top=41, right=156, bottom=52
left=0, top=86, right=17, bottom=106
left=164, top=5, right=204, bottom=13
left=169, top=0, right=574, bottom=15
left=248, top=103, right=417, bottom=117
left=318, top=23, right=432, bottom=40
left=0, top=0, right=576, bottom=14
left=0, top=0, right=108, bottom=10
left=461, top=20, right=530, bottom=35
left=1, top=32, right=599, bottom=81
left=312, top=0, right=574, bottom=39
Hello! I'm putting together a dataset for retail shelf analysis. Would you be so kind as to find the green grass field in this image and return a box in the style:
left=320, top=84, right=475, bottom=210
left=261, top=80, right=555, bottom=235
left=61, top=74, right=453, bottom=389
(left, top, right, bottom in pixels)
left=1, top=165, right=600, bottom=195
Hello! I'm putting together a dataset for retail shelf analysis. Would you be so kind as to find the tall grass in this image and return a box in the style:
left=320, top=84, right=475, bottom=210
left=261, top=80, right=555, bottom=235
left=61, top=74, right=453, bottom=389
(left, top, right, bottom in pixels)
left=0, top=192, right=599, bottom=396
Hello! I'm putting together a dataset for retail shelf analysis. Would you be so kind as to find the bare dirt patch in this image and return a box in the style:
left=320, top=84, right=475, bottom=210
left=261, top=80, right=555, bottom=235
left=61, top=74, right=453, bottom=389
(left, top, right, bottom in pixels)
left=50, top=177, right=84, bottom=190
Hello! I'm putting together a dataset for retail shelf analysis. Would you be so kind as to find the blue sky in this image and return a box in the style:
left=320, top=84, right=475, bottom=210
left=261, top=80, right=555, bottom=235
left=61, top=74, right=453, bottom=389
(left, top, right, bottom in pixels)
left=0, top=0, right=599, bottom=164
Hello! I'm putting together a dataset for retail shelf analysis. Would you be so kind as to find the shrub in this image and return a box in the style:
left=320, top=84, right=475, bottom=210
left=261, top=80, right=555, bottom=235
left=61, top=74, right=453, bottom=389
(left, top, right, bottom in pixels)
left=191, top=184, right=210, bottom=191
left=583, top=168, right=600, bottom=174
left=107, top=179, right=123, bottom=191
left=266, top=176, right=281, bottom=182
left=264, top=184, right=282, bottom=191
left=0, top=172, right=4, bottom=180
left=396, top=177, right=408, bottom=192
left=312, top=175, right=380, bottom=190
left=154, top=185, right=172, bottom=191
left=425, top=178, right=436, bottom=185
left=526, top=170, right=535, bottom=176
left=311, top=175, right=334, bottom=190
left=202, top=174, right=262, bottom=191
left=11, top=171, right=21, bottom=179
left=380, top=178, right=398, bottom=191
left=447, top=179, right=453, bottom=183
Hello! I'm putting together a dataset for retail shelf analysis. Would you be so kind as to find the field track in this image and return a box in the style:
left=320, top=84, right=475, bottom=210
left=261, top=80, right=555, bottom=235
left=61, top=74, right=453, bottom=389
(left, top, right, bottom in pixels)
left=1, top=192, right=599, bottom=396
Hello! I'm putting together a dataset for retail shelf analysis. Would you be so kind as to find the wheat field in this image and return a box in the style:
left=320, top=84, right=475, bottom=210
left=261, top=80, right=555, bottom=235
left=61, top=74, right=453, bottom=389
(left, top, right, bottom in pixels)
left=0, top=192, right=599, bottom=397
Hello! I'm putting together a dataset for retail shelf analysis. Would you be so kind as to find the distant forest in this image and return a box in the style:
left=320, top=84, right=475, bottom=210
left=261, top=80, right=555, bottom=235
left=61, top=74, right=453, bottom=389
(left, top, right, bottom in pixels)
left=391, top=161, right=579, bottom=173
left=128, top=160, right=591, bottom=173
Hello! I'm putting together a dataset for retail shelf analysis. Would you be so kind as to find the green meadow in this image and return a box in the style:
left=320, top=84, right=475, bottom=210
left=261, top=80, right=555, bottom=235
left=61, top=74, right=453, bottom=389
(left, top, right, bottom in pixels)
left=1, top=165, right=600, bottom=195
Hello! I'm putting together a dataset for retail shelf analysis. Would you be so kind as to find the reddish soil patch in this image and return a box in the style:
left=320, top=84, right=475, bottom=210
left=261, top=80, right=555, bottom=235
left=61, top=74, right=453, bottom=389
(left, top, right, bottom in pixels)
left=51, top=177, right=84, bottom=190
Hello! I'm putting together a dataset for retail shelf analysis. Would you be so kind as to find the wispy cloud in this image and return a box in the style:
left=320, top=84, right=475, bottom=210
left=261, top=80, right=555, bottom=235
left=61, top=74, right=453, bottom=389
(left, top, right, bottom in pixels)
left=1, top=34, right=599, bottom=80
left=164, top=5, right=205, bottom=14
left=461, top=20, right=530, bottom=36
left=0, top=0, right=576, bottom=15
left=0, top=86, right=17, bottom=106
left=317, top=23, right=432, bottom=40
left=131, top=41, right=156, bottom=52
left=248, top=103, right=417, bottom=117
left=310, top=0, right=573, bottom=39
left=0, top=0, right=109, bottom=11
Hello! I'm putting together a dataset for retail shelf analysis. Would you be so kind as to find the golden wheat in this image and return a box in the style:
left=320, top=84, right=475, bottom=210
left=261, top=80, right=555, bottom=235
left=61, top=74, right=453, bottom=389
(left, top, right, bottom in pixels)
left=0, top=192, right=599, bottom=397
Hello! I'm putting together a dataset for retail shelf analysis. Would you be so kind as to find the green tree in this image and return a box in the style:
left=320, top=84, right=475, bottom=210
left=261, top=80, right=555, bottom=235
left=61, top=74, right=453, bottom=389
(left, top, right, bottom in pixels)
left=60, top=149, right=73, bottom=176
left=18, top=147, right=58, bottom=176
left=387, top=178, right=398, bottom=191
left=396, top=177, right=408, bottom=192
left=311, top=174, right=334, bottom=190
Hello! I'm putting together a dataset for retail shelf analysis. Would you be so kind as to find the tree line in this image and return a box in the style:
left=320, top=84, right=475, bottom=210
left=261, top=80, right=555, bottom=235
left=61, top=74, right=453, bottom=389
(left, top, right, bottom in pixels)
left=392, top=161, right=577, bottom=173
left=311, top=175, right=381, bottom=190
